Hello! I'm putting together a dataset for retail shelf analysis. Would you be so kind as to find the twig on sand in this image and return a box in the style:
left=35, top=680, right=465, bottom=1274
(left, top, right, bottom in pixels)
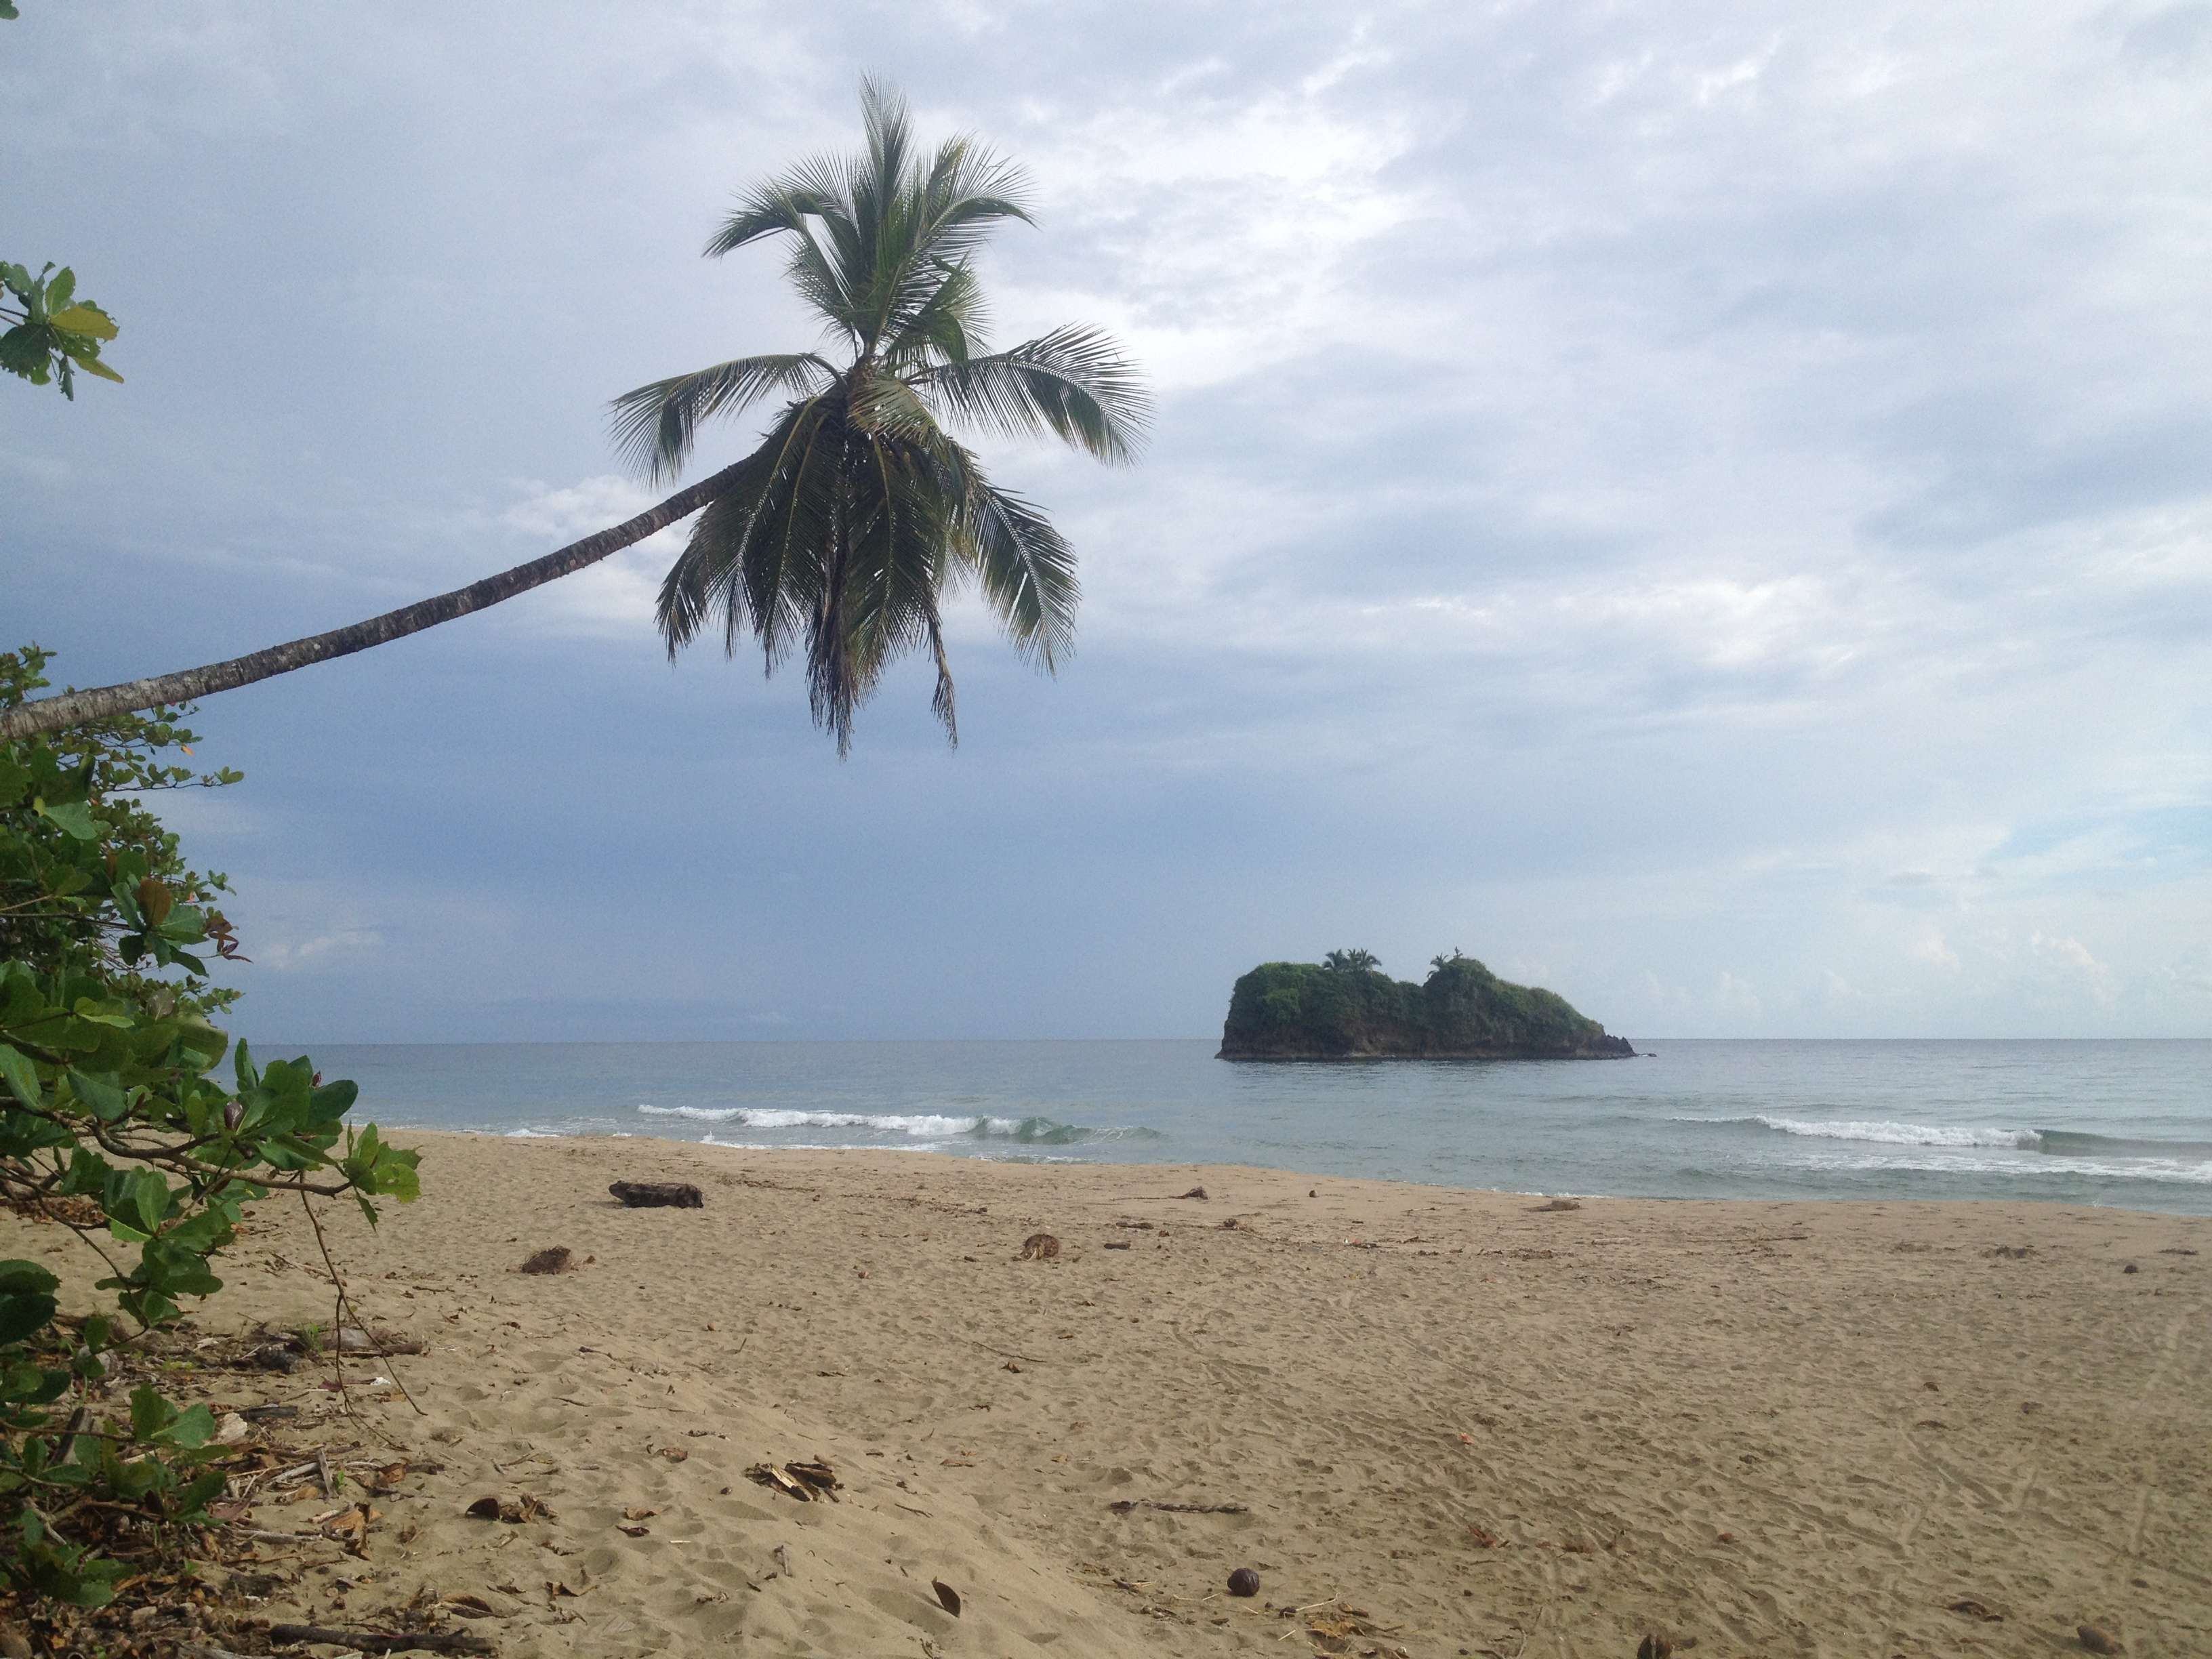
left=298, top=1190, right=426, bottom=1418
left=267, top=1626, right=493, bottom=1655
left=958, top=1338, right=1057, bottom=1366
left=1107, top=1500, right=1249, bottom=1515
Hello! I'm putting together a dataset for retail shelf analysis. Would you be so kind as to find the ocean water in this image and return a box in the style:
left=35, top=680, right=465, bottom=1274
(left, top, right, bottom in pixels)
left=276, top=1038, right=2212, bottom=1216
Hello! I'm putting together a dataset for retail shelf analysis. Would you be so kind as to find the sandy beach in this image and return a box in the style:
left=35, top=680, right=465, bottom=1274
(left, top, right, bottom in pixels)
left=8, top=1130, right=2209, bottom=1657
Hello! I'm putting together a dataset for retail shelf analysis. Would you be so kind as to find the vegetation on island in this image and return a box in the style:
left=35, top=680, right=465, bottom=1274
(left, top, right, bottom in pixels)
left=0, top=81, right=1148, bottom=749
left=1219, top=948, right=1634, bottom=1060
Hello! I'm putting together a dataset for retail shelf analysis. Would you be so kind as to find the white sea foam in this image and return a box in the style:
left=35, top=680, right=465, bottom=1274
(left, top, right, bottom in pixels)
left=1753, top=1116, right=2044, bottom=1149
left=642, top=1105, right=1007, bottom=1134
left=1786, top=1149, right=2212, bottom=1185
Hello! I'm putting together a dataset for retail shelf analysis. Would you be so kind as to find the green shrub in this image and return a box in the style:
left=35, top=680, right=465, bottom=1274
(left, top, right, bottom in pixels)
left=0, top=645, right=416, bottom=1605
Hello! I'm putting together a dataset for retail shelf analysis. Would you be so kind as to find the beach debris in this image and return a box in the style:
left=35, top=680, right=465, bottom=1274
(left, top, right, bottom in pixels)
left=1991, top=1245, right=2033, bottom=1258
left=1104, top=1240, right=1132, bottom=1250
left=933, top=1579, right=963, bottom=1616
left=466, top=1493, right=555, bottom=1523
left=659, top=1445, right=689, bottom=1461
left=2078, top=1624, right=2124, bottom=1653
left=747, top=1458, right=842, bottom=1502
left=1467, top=1523, right=1504, bottom=1547
left=266, top=1625, right=493, bottom=1655
left=1176, top=1186, right=1208, bottom=1200
left=296, top=1322, right=425, bottom=1355
left=441, top=1595, right=505, bottom=1620
left=1221, top=1216, right=1242, bottom=1229
left=1297, top=1600, right=1397, bottom=1646
left=1309, top=1188, right=1317, bottom=1197
left=1532, top=1198, right=1582, bottom=1212
left=1227, top=1567, right=1261, bottom=1597
left=1945, top=1597, right=2004, bottom=1622
left=214, top=1411, right=251, bottom=1444
left=623, top=1505, right=657, bottom=1520
left=609, top=1179, right=705, bottom=1208
left=2158, top=1247, right=2197, bottom=1255
left=520, top=1246, right=575, bottom=1274
left=1108, top=1499, right=1250, bottom=1515
left=619, top=1523, right=649, bottom=1537
left=1637, top=1637, right=1673, bottom=1659
left=1019, top=1233, right=1061, bottom=1261
left=2122, top=1263, right=2139, bottom=1274
left=318, top=1502, right=380, bottom=1552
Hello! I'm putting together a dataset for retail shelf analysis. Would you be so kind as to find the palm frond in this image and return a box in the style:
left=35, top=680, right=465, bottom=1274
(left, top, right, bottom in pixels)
left=846, top=367, right=947, bottom=445
left=609, top=353, right=838, bottom=482
left=654, top=394, right=835, bottom=663
left=958, top=471, right=1081, bottom=670
left=701, top=161, right=845, bottom=258
left=916, top=134, right=1034, bottom=259
left=884, top=260, right=987, bottom=371
left=832, top=432, right=959, bottom=747
left=920, top=324, right=1149, bottom=463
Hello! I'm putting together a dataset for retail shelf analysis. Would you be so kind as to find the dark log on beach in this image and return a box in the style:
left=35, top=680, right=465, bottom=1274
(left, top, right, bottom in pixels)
left=267, top=1627, right=493, bottom=1656
left=609, top=1180, right=704, bottom=1209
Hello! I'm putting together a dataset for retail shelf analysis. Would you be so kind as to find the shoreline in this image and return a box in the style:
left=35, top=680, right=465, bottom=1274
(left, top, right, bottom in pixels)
left=11, top=1130, right=2207, bottom=1655
left=384, top=1120, right=2212, bottom=1218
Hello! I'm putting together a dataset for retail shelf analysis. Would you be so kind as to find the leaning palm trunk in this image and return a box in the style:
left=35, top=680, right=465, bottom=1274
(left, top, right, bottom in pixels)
left=0, top=462, right=745, bottom=741
left=6, top=81, right=1143, bottom=750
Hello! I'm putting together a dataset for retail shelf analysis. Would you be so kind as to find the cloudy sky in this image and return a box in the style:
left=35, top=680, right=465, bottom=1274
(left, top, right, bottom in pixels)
left=6, top=1, right=2209, bottom=1040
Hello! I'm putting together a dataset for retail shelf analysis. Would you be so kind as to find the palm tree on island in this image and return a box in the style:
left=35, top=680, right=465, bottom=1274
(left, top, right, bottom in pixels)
left=0, top=82, right=1148, bottom=747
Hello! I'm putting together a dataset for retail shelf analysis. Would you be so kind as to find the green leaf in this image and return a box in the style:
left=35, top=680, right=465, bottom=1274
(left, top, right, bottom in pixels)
left=0, top=1288, right=57, bottom=1346
left=33, top=798, right=98, bottom=840
left=307, top=1077, right=358, bottom=1125
left=130, top=1168, right=169, bottom=1235
left=159, top=1402, right=216, bottom=1450
left=45, top=268, right=75, bottom=312
left=73, top=354, right=123, bottom=384
left=127, top=1385, right=174, bottom=1440
left=66, top=1069, right=129, bottom=1123
left=0, top=1261, right=60, bottom=1298
left=47, top=304, right=117, bottom=341
left=0, top=1044, right=42, bottom=1109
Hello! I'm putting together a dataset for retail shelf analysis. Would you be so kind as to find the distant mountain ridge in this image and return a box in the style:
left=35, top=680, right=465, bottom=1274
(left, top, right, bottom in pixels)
left=1217, top=953, right=1635, bottom=1061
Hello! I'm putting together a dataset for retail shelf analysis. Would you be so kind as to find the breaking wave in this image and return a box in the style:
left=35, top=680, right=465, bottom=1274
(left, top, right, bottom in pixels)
left=636, top=1104, right=1160, bottom=1145
left=1670, top=1115, right=2212, bottom=1181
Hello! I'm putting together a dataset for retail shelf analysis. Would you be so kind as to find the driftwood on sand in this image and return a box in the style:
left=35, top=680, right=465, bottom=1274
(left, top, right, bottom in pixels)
left=266, top=1626, right=493, bottom=1655
left=609, top=1181, right=704, bottom=1209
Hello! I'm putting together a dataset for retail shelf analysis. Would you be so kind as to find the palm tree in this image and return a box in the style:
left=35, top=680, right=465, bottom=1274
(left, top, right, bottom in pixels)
left=0, top=82, right=1145, bottom=746
left=609, top=80, right=1147, bottom=752
left=1323, top=948, right=1381, bottom=975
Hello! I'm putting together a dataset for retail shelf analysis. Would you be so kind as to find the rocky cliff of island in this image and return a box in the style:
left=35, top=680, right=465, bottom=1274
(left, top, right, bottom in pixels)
left=1217, top=951, right=1635, bottom=1061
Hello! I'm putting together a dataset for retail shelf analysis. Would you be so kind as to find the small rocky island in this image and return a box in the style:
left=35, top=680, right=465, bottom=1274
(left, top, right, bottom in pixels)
left=1218, top=949, right=1635, bottom=1061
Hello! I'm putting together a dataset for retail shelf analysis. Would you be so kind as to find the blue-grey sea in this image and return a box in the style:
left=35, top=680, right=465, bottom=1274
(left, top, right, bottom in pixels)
left=274, top=1038, right=2212, bottom=1216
